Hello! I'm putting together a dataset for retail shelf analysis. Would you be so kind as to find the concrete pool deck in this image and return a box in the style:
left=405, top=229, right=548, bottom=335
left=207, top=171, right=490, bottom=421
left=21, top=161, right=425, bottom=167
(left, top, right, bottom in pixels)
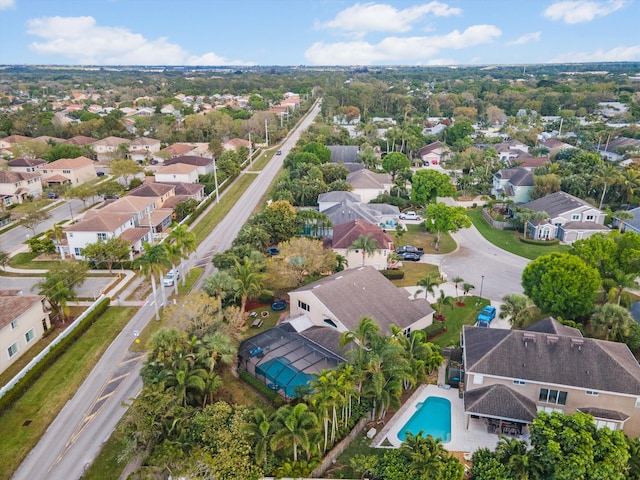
left=372, top=384, right=502, bottom=453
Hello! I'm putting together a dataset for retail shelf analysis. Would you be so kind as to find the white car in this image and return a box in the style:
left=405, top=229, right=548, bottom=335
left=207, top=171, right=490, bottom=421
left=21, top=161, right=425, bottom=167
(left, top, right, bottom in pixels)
left=163, top=269, right=180, bottom=287
left=399, top=211, right=421, bottom=221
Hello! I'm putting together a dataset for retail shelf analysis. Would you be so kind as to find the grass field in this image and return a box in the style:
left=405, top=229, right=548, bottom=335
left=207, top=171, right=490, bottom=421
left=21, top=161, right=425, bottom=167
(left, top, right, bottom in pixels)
left=467, top=207, right=570, bottom=260
left=393, top=224, right=456, bottom=255
left=431, top=296, right=489, bottom=347
left=390, top=262, right=442, bottom=287
left=0, top=306, right=137, bottom=480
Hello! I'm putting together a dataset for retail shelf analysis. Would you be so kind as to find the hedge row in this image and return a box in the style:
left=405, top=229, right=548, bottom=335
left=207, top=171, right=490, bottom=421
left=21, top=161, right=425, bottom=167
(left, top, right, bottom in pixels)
left=425, top=322, right=446, bottom=340
left=0, top=297, right=111, bottom=414
left=519, top=237, right=560, bottom=246
left=381, top=269, right=405, bottom=280
left=238, top=370, right=282, bottom=405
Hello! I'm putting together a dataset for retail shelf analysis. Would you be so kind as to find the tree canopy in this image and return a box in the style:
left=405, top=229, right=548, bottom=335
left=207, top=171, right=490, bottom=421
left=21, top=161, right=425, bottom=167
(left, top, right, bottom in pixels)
left=410, top=170, right=457, bottom=206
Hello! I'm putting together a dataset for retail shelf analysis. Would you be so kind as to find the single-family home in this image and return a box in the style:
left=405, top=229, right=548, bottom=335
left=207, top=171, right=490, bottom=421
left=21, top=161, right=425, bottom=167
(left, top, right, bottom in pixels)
left=64, top=211, right=141, bottom=259
left=597, top=137, right=640, bottom=162
left=288, top=266, right=433, bottom=336
left=491, top=167, right=534, bottom=204
left=160, top=182, right=206, bottom=203
left=618, top=207, right=640, bottom=234
left=156, top=143, right=198, bottom=159
left=0, top=135, right=30, bottom=156
left=64, top=135, right=97, bottom=147
left=327, top=219, right=394, bottom=270
left=100, top=196, right=158, bottom=224
left=40, top=156, right=95, bottom=186
left=494, top=140, right=529, bottom=162
left=505, top=155, right=550, bottom=170
left=7, top=157, right=47, bottom=174
left=223, top=138, right=251, bottom=151
left=419, top=141, right=451, bottom=166
left=317, top=191, right=361, bottom=212
left=91, top=136, right=132, bottom=161
left=327, top=146, right=361, bottom=164
left=154, top=163, right=199, bottom=184
left=0, top=171, right=43, bottom=205
left=0, top=290, right=50, bottom=375
left=127, top=182, right=176, bottom=208
left=462, top=317, right=640, bottom=436
left=346, top=169, right=392, bottom=203
left=320, top=198, right=400, bottom=232
left=128, top=138, right=161, bottom=162
left=164, top=155, right=214, bottom=176
left=520, top=191, right=608, bottom=243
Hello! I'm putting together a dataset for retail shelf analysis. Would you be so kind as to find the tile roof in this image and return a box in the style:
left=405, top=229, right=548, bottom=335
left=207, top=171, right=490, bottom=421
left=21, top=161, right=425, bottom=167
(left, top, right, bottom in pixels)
left=130, top=137, right=160, bottom=146
left=91, top=136, right=131, bottom=147
left=64, top=136, right=96, bottom=146
left=0, top=294, right=45, bottom=330
left=164, top=182, right=205, bottom=195
left=463, top=321, right=640, bottom=395
left=101, top=196, right=156, bottom=214
left=139, top=209, right=173, bottom=226
left=65, top=211, right=136, bottom=232
left=127, top=183, right=175, bottom=198
left=290, top=266, right=433, bottom=333
left=155, top=163, right=198, bottom=175
left=0, top=171, right=40, bottom=183
left=44, top=156, right=93, bottom=170
left=331, top=219, right=394, bottom=249
left=1, top=135, right=30, bottom=144
left=521, top=191, right=597, bottom=218
left=8, top=158, right=47, bottom=167
left=119, top=227, right=149, bottom=244
left=164, top=155, right=212, bottom=167
left=164, top=143, right=196, bottom=156
left=464, top=384, right=538, bottom=423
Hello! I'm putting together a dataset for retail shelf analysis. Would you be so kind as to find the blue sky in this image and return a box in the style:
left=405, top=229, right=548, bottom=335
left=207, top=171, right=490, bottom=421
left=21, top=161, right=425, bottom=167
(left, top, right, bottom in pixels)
left=0, top=0, right=638, bottom=66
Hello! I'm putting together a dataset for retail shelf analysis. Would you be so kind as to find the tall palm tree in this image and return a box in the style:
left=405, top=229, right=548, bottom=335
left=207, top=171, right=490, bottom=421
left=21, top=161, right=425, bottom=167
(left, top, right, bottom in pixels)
left=595, top=164, right=622, bottom=209
left=164, top=364, right=207, bottom=407
left=244, top=408, right=275, bottom=467
left=163, top=242, right=184, bottom=296
left=612, top=270, right=639, bottom=305
left=591, top=303, right=634, bottom=341
left=462, top=282, right=475, bottom=296
left=167, top=223, right=196, bottom=286
left=334, top=254, right=348, bottom=272
left=232, top=257, right=267, bottom=318
left=619, top=167, right=640, bottom=204
left=196, top=331, right=236, bottom=374
left=270, top=403, right=318, bottom=462
left=614, top=210, right=634, bottom=232
left=402, top=432, right=447, bottom=478
left=137, top=241, right=171, bottom=320
left=310, top=371, right=342, bottom=451
left=452, top=276, right=464, bottom=301
left=499, top=294, right=534, bottom=329
left=39, top=280, right=76, bottom=323
left=339, top=316, right=381, bottom=364
left=436, top=290, right=454, bottom=312
left=347, top=234, right=380, bottom=267
left=416, top=274, right=441, bottom=300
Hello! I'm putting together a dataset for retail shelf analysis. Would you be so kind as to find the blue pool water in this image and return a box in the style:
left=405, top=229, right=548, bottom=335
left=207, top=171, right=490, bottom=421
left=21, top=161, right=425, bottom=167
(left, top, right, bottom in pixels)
left=398, top=396, right=452, bottom=443
left=255, top=357, right=313, bottom=398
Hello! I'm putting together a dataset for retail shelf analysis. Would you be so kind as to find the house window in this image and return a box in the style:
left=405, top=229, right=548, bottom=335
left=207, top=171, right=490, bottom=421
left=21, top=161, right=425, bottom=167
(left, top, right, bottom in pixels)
left=74, top=248, right=83, bottom=256
left=11, top=320, right=17, bottom=329
left=586, top=390, right=599, bottom=396
left=513, top=380, right=526, bottom=386
left=571, top=214, right=580, bottom=221
left=586, top=215, right=594, bottom=221
left=8, top=342, right=18, bottom=358
left=25, top=328, right=35, bottom=343
left=298, top=300, right=310, bottom=312
left=97, top=233, right=107, bottom=240
left=63, top=170, right=71, bottom=174
left=539, top=388, right=567, bottom=405
left=537, top=405, right=564, bottom=414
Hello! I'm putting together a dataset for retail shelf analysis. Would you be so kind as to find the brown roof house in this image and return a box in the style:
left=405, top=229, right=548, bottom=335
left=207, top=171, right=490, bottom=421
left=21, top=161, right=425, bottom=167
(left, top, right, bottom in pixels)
left=419, top=141, right=451, bottom=166
left=41, top=156, right=95, bottom=186
left=91, top=136, right=132, bottom=161
left=0, top=290, right=50, bottom=375
left=327, top=219, right=394, bottom=271
left=0, top=171, right=43, bottom=205
left=7, top=157, right=47, bottom=174
left=462, top=318, right=640, bottom=436
left=127, top=182, right=176, bottom=208
left=288, top=266, right=434, bottom=337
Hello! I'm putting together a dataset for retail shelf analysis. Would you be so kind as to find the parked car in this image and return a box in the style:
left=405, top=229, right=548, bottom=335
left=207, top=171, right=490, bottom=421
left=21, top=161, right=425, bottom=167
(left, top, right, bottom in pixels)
left=396, top=245, right=424, bottom=256
left=276, top=150, right=282, bottom=155
left=399, top=211, right=421, bottom=221
left=399, top=252, right=421, bottom=261
left=47, top=191, right=59, bottom=199
left=266, top=247, right=280, bottom=256
left=431, top=160, right=439, bottom=165
left=96, top=171, right=105, bottom=177
left=163, top=269, right=181, bottom=287
left=477, top=305, right=497, bottom=327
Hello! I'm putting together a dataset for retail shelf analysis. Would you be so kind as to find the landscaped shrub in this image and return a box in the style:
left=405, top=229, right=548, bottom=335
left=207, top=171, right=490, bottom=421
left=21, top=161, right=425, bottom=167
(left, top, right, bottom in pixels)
left=519, top=237, right=560, bottom=246
left=239, top=370, right=280, bottom=402
left=381, top=269, right=405, bottom=280
left=257, top=291, right=275, bottom=304
left=425, top=322, right=446, bottom=340
left=0, top=297, right=110, bottom=414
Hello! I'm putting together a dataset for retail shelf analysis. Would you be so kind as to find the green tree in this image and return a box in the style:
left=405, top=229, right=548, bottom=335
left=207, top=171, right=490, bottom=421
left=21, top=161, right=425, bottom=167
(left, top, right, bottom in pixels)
left=260, top=200, right=298, bottom=244
left=21, top=209, right=52, bottom=236
left=301, top=141, right=331, bottom=163
left=591, top=303, right=634, bottom=341
left=232, top=257, right=267, bottom=318
left=81, top=236, right=130, bottom=273
left=347, top=233, right=381, bottom=267
left=270, top=403, right=318, bottom=462
left=33, top=261, right=88, bottom=323
left=167, top=223, right=196, bottom=286
left=381, top=152, right=411, bottom=181
left=416, top=274, right=441, bottom=300
left=522, top=253, right=601, bottom=319
left=499, top=294, right=534, bottom=329
left=110, top=158, right=143, bottom=188
left=443, top=120, right=474, bottom=146
left=410, top=170, right=457, bottom=207
left=136, top=241, right=171, bottom=320
left=424, top=202, right=471, bottom=251
left=43, top=143, right=85, bottom=162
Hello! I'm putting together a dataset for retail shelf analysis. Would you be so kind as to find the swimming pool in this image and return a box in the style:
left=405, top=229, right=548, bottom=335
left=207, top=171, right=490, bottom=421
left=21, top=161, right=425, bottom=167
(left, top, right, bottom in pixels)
left=398, top=396, right=452, bottom=443
left=255, top=357, right=313, bottom=398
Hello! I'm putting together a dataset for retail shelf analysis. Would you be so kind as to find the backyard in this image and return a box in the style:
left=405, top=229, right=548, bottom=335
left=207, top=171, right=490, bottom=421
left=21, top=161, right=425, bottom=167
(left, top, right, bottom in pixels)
left=392, top=223, right=456, bottom=255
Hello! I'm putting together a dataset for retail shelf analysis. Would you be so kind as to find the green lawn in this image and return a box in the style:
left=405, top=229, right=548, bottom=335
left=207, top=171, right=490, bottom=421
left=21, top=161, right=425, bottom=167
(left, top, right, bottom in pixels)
left=0, top=306, right=137, bottom=480
left=0, top=329, right=62, bottom=389
left=430, top=296, right=489, bottom=348
left=390, top=262, right=441, bottom=287
left=392, top=224, right=456, bottom=254
left=8, top=252, right=63, bottom=270
left=467, top=207, right=570, bottom=260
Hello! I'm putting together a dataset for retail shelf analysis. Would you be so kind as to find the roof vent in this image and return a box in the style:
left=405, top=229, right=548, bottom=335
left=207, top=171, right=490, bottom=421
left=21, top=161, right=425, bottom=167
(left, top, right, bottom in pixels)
left=571, top=338, right=584, bottom=350
left=523, top=332, right=536, bottom=348
left=546, top=335, right=559, bottom=344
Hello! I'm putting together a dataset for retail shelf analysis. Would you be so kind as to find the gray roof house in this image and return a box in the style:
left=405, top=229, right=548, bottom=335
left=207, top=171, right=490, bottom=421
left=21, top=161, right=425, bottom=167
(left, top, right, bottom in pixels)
left=346, top=169, right=392, bottom=203
left=321, top=198, right=400, bottom=232
left=619, top=206, right=640, bottom=234
left=317, top=191, right=361, bottom=212
left=520, top=191, right=608, bottom=244
left=462, top=317, right=640, bottom=436
left=328, top=145, right=361, bottom=163
left=491, top=167, right=534, bottom=204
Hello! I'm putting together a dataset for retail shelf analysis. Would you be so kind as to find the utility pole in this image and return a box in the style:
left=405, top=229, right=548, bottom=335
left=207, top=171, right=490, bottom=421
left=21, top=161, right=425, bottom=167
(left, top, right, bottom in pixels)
left=213, top=156, right=219, bottom=204
left=248, top=132, right=253, bottom=168
left=264, top=119, right=269, bottom=146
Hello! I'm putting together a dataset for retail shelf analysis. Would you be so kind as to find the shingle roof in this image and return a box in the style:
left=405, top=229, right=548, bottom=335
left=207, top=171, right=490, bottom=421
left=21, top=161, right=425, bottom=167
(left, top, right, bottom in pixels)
left=561, top=221, right=609, bottom=231
left=318, top=191, right=361, bottom=203
left=463, top=320, right=640, bottom=395
left=577, top=407, right=629, bottom=421
left=465, top=384, right=538, bottom=423
left=0, top=294, right=45, bottom=330
left=127, top=183, right=175, bottom=198
left=523, top=317, right=582, bottom=337
left=621, top=207, right=640, bottom=231
left=521, top=191, right=597, bottom=218
left=44, top=156, right=93, bottom=170
left=497, top=167, right=533, bottom=187
left=327, top=145, right=360, bottom=163
left=323, top=199, right=399, bottom=227
left=290, top=266, right=433, bottom=333
left=155, top=163, right=198, bottom=175
left=331, top=219, right=394, bottom=249
left=347, top=169, right=391, bottom=189
left=164, top=155, right=212, bottom=167
left=0, top=171, right=40, bottom=183
left=66, top=212, right=135, bottom=232
left=8, top=158, right=46, bottom=168
left=418, top=141, right=447, bottom=156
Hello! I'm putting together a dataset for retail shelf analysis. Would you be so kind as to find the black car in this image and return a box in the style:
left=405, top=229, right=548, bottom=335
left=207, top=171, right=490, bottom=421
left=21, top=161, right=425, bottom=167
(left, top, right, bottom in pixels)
left=399, top=252, right=421, bottom=261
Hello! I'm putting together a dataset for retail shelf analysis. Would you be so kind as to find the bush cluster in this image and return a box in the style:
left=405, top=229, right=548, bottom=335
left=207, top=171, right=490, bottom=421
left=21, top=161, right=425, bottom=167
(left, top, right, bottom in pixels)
left=380, top=269, right=405, bottom=280
left=519, top=237, right=560, bottom=246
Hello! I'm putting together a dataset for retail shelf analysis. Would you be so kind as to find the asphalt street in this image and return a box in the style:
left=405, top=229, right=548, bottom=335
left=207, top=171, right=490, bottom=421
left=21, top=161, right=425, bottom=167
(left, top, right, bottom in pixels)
left=0, top=275, right=113, bottom=300
left=12, top=98, right=323, bottom=480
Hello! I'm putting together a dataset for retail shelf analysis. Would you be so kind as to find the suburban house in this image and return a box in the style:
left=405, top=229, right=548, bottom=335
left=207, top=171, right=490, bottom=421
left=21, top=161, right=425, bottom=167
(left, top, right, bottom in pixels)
left=91, top=136, right=132, bottom=161
left=0, top=135, right=30, bottom=157
left=288, top=266, right=434, bottom=337
left=317, top=191, right=361, bottom=212
left=326, top=219, right=394, bottom=271
left=597, top=137, right=640, bottom=162
left=0, top=171, right=43, bottom=205
left=223, top=138, right=250, bottom=151
left=419, top=141, right=451, bottom=166
left=128, top=138, right=161, bottom=162
left=327, top=145, right=361, bottom=164
left=155, top=143, right=201, bottom=159
left=0, top=290, right=50, bottom=375
left=505, top=155, right=550, bottom=170
left=618, top=207, right=640, bottom=234
left=462, top=317, right=640, bottom=436
left=40, top=156, right=95, bottom=186
left=154, top=163, right=199, bottom=184
left=520, top=191, right=608, bottom=243
left=164, top=155, right=214, bottom=176
left=7, top=157, right=47, bottom=173
left=127, top=182, right=176, bottom=208
left=64, top=135, right=95, bottom=147
left=319, top=197, right=400, bottom=233
left=63, top=211, right=143, bottom=259
left=346, top=169, right=392, bottom=203
left=491, top=167, right=534, bottom=204
left=494, top=140, right=529, bottom=162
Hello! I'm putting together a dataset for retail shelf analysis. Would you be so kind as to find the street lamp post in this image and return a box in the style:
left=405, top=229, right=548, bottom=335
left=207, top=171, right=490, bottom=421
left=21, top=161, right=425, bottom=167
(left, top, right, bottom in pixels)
left=479, top=275, right=485, bottom=301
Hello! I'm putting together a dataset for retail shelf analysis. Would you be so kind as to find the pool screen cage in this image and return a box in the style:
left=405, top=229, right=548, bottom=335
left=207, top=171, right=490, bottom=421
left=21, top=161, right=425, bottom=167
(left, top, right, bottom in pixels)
left=238, top=325, right=344, bottom=400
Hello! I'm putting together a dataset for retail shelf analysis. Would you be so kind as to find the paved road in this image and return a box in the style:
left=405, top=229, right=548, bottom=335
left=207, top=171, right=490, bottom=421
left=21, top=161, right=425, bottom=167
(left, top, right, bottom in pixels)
left=0, top=275, right=112, bottom=300
left=12, top=98, right=323, bottom=480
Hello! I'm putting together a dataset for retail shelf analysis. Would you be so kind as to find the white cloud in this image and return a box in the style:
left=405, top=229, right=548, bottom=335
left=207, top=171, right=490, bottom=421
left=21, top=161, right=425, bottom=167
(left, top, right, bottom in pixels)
left=26, top=16, right=253, bottom=65
left=507, top=32, right=541, bottom=46
left=544, top=0, right=626, bottom=24
left=304, top=25, right=501, bottom=65
left=550, top=44, right=640, bottom=62
left=317, top=1, right=461, bottom=34
left=0, top=0, right=15, bottom=10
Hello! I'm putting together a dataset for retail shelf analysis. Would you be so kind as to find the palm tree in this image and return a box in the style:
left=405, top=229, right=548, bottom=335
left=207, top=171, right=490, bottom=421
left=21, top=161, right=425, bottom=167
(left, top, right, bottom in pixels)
left=499, top=294, right=534, bottom=329
left=164, top=363, right=207, bottom=407
left=591, top=303, right=634, bottom=341
left=244, top=408, right=275, bottom=467
left=232, top=257, right=267, bottom=318
left=618, top=167, right=639, bottom=204
left=270, top=403, right=318, bottom=462
left=612, top=270, right=639, bottom=305
left=339, top=316, right=381, bottom=364
left=347, top=234, right=380, bottom=267
left=167, top=223, right=196, bottom=286
left=452, top=276, right=464, bottom=301
left=495, top=436, right=531, bottom=479
left=202, top=270, right=236, bottom=310
left=201, top=371, right=222, bottom=408
left=136, top=241, right=171, bottom=320
left=37, top=280, right=76, bottom=323
left=163, top=242, right=184, bottom=296
left=196, top=331, right=236, bottom=374
left=462, top=282, right=475, bottom=296
left=310, top=370, right=342, bottom=451
left=614, top=210, right=634, bottom=232
left=416, top=274, right=441, bottom=300
left=436, top=289, right=454, bottom=312
left=401, top=432, right=447, bottom=479
left=334, top=254, right=348, bottom=272
left=595, top=164, right=622, bottom=209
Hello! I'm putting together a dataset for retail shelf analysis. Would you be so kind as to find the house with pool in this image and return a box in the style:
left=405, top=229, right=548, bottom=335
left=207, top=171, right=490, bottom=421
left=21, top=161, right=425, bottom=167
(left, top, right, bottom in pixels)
left=462, top=318, right=640, bottom=436
left=238, top=267, right=435, bottom=398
